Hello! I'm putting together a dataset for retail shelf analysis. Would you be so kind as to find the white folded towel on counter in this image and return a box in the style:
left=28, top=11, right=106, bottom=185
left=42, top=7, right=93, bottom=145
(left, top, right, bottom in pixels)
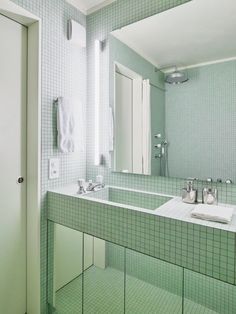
left=191, top=204, right=234, bottom=224
left=57, top=97, right=84, bottom=153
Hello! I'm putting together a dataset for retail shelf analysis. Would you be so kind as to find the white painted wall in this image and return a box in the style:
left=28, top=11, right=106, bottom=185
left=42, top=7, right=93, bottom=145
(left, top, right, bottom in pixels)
left=54, top=225, right=93, bottom=291
left=94, top=238, right=106, bottom=269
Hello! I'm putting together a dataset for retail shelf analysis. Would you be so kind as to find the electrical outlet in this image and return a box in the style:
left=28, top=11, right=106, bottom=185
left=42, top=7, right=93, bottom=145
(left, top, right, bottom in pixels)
left=49, top=158, right=60, bottom=179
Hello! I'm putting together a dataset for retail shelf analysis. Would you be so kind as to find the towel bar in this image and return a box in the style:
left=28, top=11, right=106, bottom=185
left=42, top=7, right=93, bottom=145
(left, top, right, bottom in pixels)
left=53, top=97, right=62, bottom=105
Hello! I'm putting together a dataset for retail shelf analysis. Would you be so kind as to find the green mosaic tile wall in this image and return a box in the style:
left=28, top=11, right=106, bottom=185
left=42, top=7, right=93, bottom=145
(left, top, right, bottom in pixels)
left=166, top=60, right=236, bottom=181
left=48, top=191, right=236, bottom=286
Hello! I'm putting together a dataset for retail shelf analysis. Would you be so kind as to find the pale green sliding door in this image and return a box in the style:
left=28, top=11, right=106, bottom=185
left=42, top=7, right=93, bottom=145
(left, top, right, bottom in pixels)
left=0, top=14, right=27, bottom=314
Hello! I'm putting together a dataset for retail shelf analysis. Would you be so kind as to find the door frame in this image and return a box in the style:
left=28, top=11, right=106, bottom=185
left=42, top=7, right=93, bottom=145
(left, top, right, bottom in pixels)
left=0, top=1, right=41, bottom=313
left=114, top=62, right=143, bottom=173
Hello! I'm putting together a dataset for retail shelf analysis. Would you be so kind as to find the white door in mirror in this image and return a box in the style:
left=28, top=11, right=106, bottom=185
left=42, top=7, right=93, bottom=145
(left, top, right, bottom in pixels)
left=49, top=158, right=60, bottom=179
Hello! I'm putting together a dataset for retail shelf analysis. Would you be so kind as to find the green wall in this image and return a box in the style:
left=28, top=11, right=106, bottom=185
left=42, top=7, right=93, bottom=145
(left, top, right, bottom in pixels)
left=166, top=60, right=236, bottom=181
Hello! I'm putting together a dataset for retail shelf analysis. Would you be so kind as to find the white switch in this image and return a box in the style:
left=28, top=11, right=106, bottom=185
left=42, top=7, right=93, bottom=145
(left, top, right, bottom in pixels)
left=49, top=158, right=60, bottom=179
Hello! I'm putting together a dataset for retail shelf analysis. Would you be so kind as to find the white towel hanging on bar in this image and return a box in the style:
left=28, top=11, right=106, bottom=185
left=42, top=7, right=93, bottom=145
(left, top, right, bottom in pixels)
left=57, top=97, right=85, bottom=153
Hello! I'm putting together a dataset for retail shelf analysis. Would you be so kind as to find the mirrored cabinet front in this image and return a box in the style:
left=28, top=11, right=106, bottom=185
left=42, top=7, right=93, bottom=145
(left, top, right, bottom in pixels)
left=47, top=222, right=236, bottom=314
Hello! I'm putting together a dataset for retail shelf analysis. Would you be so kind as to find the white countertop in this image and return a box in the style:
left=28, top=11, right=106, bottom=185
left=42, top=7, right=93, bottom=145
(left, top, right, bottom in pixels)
left=48, top=184, right=236, bottom=232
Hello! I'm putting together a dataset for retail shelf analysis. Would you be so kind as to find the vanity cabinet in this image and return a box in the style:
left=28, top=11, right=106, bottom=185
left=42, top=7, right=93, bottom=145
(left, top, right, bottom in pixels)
left=48, top=222, right=236, bottom=314
left=48, top=223, right=183, bottom=314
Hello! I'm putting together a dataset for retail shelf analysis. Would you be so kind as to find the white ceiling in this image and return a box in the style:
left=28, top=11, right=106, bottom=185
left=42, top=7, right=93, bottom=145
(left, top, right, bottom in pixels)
left=111, top=0, right=236, bottom=70
left=66, top=0, right=116, bottom=15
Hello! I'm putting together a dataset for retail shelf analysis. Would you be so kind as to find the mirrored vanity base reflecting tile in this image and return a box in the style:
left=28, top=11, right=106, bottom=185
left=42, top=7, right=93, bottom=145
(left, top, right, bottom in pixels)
left=47, top=184, right=236, bottom=287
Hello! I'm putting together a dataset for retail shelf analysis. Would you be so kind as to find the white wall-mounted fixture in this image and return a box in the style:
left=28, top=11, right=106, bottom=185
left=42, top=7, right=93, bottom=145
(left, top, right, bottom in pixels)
left=49, top=158, right=60, bottom=179
left=67, top=19, right=86, bottom=47
left=94, top=40, right=101, bottom=166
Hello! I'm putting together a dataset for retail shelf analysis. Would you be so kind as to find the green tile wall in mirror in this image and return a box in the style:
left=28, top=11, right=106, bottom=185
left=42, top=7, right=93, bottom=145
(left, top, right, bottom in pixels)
left=109, top=0, right=236, bottom=182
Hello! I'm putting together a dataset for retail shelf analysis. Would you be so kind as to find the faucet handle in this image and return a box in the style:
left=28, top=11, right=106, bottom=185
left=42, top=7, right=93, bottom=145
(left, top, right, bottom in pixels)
left=96, top=175, right=104, bottom=184
left=77, top=179, right=86, bottom=194
left=206, top=178, right=213, bottom=183
left=78, top=179, right=85, bottom=187
left=186, top=177, right=197, bottom=186
left=187, top=177, right=197, bottom=181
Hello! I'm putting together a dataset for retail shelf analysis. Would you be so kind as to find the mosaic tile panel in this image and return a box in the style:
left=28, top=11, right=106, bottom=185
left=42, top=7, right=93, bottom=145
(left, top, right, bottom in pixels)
left=166, top=60, right=236, bottom=181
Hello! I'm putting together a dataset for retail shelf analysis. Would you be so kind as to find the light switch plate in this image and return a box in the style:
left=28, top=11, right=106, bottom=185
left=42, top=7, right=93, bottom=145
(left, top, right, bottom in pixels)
left=49, top=158, right=60, bottom=179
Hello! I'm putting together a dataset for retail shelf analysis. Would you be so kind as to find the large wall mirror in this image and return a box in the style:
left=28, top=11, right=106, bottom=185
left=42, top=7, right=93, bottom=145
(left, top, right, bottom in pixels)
left=109, top=0, right=236, bottom=181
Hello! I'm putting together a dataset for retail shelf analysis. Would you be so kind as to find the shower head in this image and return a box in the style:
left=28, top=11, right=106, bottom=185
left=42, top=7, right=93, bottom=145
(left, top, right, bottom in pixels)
left=165, top=67, right=188, bottom=84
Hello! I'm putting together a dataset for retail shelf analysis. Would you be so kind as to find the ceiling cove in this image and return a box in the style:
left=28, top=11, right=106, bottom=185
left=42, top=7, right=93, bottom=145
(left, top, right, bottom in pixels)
left=66, top=0, right=116, bottom=15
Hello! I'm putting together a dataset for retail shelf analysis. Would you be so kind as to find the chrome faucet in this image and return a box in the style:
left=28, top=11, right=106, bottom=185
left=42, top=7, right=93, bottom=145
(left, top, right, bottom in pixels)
left=86, top=180, right=105, bottom=192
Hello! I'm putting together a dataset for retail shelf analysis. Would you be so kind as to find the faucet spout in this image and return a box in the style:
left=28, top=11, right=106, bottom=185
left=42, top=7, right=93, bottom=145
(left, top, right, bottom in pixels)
left=86, top=182, right=105, bottom=192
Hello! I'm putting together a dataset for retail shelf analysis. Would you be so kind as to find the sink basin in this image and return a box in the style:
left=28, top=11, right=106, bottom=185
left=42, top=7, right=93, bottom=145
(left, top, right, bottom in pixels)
left=83, top=186, right=171, bottom=210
